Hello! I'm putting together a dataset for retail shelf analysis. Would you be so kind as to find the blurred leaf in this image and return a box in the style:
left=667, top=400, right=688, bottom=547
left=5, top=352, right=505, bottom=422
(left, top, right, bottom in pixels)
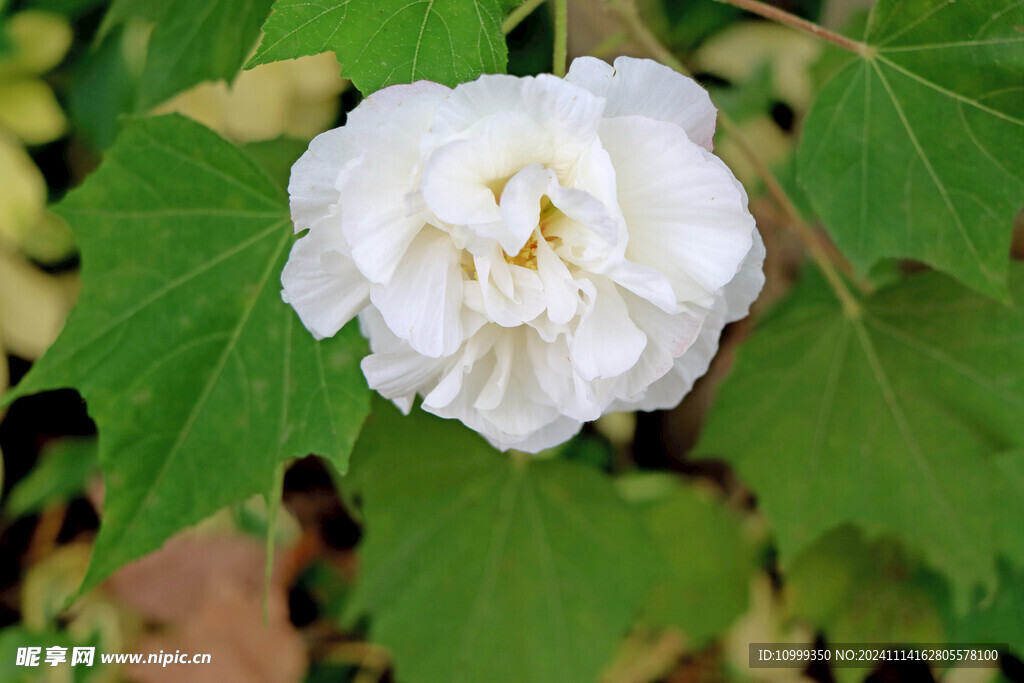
left=348, top=401, right=659, bottom=683
left=947, top=560, right=1024, bottom=657
left=4, top=115, right=370, bottom=593
left=3, top=438, right=97, bottom=519
left=698, top=266, right=1024, bottom=605
left=68, top=26, right=136, bottom=149
left=661, top=0, right=739, bottom=52
left=242, top=137, right=308, bottom=188
left=20, top=0, right=108, bottom=16
left=0, top=78, right=67, bottom=144
left=248, top=0, right=509, bottom=95
left=100, top=0, right=277, bottom=109
left=788, top=526, right=945, bottom=642
left=798, top=0, right=1024, bottom=300
left=637, top=478, right=756, bottom=647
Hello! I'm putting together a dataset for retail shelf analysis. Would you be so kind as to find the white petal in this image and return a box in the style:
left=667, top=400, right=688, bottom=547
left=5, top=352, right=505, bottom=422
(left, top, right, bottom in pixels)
left=599, top=115, right=755, bottom=307
left=570, top=279, right=647, bottom=381
left=566, top=56, right=717, bottom=151
left=603, top=260, right=679, bottom=313
left=281, top=227, right=369, bottom=339
left=288, top=127, right=354, bottom=234
left=535, top=236, right=579, bottom=325
left=420, top=111, right=549, bottom=226
left=609, top=291, right=703, bottom=402
left=723, top=226, right=766, bottom=323
left=337, top=82, right=450, bottom=284
left=427, top=73, right=605, bottom=164
left=370, top=227, right=464, bottom=357
left=361, top=348, right=446, bottom=414
left=498, top=164, right=553, bottom=254
left=485, top=415, right=584, bottom=454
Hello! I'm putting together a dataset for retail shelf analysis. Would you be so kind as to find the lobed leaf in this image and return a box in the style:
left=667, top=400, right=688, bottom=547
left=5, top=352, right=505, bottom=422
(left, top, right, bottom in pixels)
left=248, top=0, right=509, bottom=94
left=4, top=115, right=370, bottom=592
left=698, top=266, right=1024, bottom=603
left=798, top=0, right=1024, bottom=299
left=347, top=401, right=659, bottom=683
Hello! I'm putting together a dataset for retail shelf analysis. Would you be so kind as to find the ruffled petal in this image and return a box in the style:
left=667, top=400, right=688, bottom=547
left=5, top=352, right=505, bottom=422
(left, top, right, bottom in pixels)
left=288, top=126, right=354, bottom=235
left=566, top=56, right=717, bottom=150
left=337, top=81, right=450, bottom=284
left=570, top=279, right=647, bottom=381
left=370, top=227, right=464, bottom=357
left=281, top=227, right=369, bottom=339
left=599, top=115, right=755, bottom=308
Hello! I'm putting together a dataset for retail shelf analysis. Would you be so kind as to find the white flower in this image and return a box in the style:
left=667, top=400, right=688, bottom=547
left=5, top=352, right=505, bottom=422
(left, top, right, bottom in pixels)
left=282, top=56, right=765, bottom=453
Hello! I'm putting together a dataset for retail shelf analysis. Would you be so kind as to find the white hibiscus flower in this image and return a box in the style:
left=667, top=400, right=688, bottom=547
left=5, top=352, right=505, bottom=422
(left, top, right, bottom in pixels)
left=282, top=56, right=765, bottom=453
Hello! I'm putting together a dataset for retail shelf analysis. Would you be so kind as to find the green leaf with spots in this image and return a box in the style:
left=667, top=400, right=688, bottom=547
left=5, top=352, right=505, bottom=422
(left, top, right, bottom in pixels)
left=798, top=0, right=1024, bottom=300
left=248, top=0, right=509, bottom=95
left=347, top=401, right=659, bottom=683
left=697, top=266, right=1024, bottom=604
left=3, top=115, right=370, bottom=593
left=100, top=0, right=277, bottom=109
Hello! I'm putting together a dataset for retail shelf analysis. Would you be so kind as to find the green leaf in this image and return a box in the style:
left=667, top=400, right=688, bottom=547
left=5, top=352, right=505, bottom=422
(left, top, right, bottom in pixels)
left=248, top=0, right=508, bottom=95
left=348, top=401, right=660, bottom=683
left=787, top=526, right=946, bottom=683
left=242, top=137, right=310, bottom=188
left=4, top=115, right=370, bottom=592
left=947, top=561, right=1024, bottom=657
left=101, top=0, right=277, bottom=109
left=798, top=0, right=1024, bottom=300
left=630, top=475, right=756, bottom=647
left=697, top=266, right=1024, bottom=603
left=68, top=27, right=137, bottom=150
left=3, top=438, right=98, bottom=519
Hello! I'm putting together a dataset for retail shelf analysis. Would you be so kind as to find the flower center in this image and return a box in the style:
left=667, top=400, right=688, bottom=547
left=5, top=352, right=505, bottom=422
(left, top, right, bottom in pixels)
left=504, top=199, right=563, bottom=270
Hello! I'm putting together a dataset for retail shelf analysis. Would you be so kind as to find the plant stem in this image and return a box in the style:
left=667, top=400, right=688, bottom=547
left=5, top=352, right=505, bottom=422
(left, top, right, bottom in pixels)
left=714, top=0, right=871, bottom=56
left=717, top=116, right=864, bottom=317
left=553, top=0, right=568, bottom=77
left=609, top=0, right=865, bottom=317
left=502, top=0, right=547, bottom=35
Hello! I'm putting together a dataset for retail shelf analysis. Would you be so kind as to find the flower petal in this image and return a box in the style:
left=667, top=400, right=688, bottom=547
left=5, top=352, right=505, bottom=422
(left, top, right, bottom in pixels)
left=566, top=56, right=717, bottom=150
left=599, top=115, right=755, bottom=308
left=570, top=279, right=647, bottom=381
left=337, top=81, right=450, bottom=284
left=370, top=227, right=464, bottom=357
left=288, top=127, right=353, bottom=235
left=281, top=227, right=369, bottom=339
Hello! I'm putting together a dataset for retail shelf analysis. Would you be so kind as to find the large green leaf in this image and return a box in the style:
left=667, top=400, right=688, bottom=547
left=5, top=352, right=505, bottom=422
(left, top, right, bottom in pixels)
left=798, top=0, right=1024, bottom=300
left=347, top=402, right=659, bottom=683
left=620, top=474, right=756, bottom=647
left=4, top=115, right=370, bottom=592
left=697, top=267, right=1024, bottom=603
left=248, top=0, right=509, bottom=95
left=100, top=0, right=277, bottom=109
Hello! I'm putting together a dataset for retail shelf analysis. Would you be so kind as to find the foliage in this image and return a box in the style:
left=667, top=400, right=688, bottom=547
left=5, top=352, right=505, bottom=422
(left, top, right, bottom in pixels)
left=2, top=0, right=1023, bottom=680
left=798, top=0, right=1024, bottom=300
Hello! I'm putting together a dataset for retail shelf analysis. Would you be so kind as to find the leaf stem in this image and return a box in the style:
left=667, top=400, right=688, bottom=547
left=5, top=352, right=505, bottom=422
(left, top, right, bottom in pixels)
left=553, top=0, right=568, bottom=77
left=503, top=0, right=547, bottom=35
left=609, top=0, right=865, bottom=318
left=713, top=0, right=872, bottom=56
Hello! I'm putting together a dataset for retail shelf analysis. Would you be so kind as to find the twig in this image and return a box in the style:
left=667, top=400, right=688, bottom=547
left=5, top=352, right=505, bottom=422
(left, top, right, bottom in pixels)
left=553, top=0, right=568, bottom=77
left=714, top=0, right=872, bottom=56
left=503, top=0, right=547, bottom=35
